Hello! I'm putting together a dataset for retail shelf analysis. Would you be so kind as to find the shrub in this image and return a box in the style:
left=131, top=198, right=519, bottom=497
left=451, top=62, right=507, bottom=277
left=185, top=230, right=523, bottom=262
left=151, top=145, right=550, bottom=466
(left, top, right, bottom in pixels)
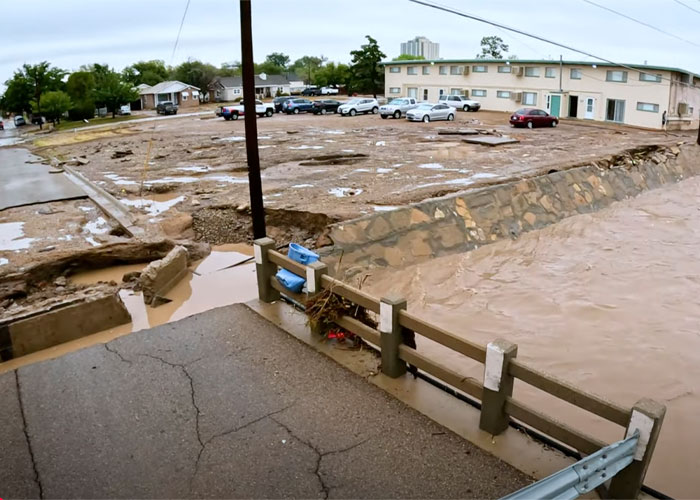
left=68, top=99, right=96, bottom=121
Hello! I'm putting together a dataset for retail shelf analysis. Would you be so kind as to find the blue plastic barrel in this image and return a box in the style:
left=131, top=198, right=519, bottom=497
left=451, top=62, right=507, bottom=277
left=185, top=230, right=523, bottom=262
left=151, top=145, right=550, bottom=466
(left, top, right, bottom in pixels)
left=275, top=244, right=320, bottom=293
left=287, top=243, right=319, bottom=265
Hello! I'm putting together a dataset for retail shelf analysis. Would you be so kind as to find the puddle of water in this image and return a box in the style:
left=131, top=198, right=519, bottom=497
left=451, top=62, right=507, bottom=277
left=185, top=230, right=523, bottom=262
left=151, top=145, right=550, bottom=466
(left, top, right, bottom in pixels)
left=291, top=184, right=314, bottom=189
left=376, top=141, right=386, bottom=146
left=259, top=145, right=276, bottom=149
left=176, top=165, right=210, bottom=173
left=120, top=196, right=186, bottom=216
left=329, top=187, right=363, bottom=197
left=373, top=206, right=399, bottom=212
left=418, top=163, right=444, bottom=170
left=342, top=149, right=355, bottom=153
left=376, top=168, right=393, bottom=174
left=0, top=257, right=8, bottom=266
left=352, top=168, right=372, bottom=173
left=0, top=222, right=36, bottom=250
left=104, top=173, right=138, bottom=186
left=0, top=137, right=24, bottom=147
left=85, top=236, right=100, bottom=247
left=289, top=145, right=324, bottom=150
left=84, top=217, right=109, bottom=235
left=204, top=174, right=248, bottom=184
left=218, top=136, right=245, bottom=142
left=471, top=172, right=500, bottom=179
left=324, top=130, right=345, bottom=135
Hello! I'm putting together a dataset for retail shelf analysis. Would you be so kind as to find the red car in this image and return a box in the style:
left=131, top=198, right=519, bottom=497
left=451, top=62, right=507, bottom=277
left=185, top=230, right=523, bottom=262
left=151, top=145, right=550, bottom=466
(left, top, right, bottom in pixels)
left=509, top=108, right=559, bottom=128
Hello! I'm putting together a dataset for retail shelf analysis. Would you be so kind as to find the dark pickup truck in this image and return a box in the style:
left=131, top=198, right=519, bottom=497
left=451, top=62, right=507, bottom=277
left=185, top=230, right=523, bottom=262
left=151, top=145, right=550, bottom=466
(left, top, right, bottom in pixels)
left=156, top=101, right=178, bottom=115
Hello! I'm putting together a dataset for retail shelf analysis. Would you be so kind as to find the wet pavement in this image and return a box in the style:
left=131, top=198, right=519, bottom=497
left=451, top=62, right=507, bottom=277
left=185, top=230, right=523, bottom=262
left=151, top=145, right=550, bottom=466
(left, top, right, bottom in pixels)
left=0, top=303, right=530, bottom=498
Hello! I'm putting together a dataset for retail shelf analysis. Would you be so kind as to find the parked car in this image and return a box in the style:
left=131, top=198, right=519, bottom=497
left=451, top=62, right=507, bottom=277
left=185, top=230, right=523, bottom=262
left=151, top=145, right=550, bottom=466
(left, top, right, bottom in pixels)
left=0, top=120, right=3, bottom=130
left=320, top=87, right=340, bottom=95
left=273, top=96, right=294, bottom=113
left=312, top=99, right=341, bottom=115
left=118, top=105, right=131, bottom=115
left=221, top=100, right=275, bottom=120
left=509, top=108, right=559, bottom=128
left=156, top=101, right=178, bottom=115
left=438, top=94, right=481, bottom=112
left=301, top=87, right=320, bottom=96
left=379, top=97, right=418, bottom=119
left=284, top=98, right=314, bottom=114
left=14, top=115, right=26, bottom=126
left=338, top=98, right=379, bottom=116
left=31, top=115, right=46, bottom=125
left=406, top=103, right=455, bottom=122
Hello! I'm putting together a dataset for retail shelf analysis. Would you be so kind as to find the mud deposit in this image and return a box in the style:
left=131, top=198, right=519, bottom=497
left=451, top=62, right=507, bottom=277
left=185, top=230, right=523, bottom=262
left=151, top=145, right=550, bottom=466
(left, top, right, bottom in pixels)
left=364, top=175, right=700, bottom=498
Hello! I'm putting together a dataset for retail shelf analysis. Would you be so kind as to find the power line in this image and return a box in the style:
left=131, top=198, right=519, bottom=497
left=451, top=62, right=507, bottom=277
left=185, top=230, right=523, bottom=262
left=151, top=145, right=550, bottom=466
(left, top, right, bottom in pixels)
left=581, top=0, right=700, bottom=48
left=171, top=0, right=192, bottom=63
left=407, top=0, right=699, bottom=89
left=670, top=0, right=700, bottom=15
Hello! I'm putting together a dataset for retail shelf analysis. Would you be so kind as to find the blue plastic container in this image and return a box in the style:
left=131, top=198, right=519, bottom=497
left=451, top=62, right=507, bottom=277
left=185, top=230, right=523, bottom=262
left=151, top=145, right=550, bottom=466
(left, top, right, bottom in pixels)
left=275, top=244, right=320, bottom=293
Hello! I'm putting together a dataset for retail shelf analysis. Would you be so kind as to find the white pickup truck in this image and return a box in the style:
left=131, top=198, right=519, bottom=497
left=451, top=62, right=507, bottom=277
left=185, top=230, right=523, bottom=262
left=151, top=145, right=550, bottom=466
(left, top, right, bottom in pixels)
left=379, top=97, right=418, bottom=119
left=219, top=100, right=275, bottom=120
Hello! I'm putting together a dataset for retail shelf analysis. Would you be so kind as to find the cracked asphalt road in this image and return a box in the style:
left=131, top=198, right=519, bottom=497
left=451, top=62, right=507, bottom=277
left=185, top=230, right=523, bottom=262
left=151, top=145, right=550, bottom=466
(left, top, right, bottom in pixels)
left=1, top=304, right=530, bottom=498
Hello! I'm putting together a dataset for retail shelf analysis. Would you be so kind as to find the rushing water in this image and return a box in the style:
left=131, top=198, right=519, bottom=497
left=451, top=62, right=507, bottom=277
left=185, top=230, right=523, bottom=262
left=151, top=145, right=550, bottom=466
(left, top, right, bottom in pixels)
left=364, top=175, right=700, bottom=498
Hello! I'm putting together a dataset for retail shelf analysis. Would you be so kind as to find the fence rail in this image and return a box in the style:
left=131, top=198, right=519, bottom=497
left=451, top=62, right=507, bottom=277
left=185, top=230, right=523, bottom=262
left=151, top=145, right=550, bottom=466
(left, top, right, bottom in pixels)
left=255, top=238, right=666, bottom=499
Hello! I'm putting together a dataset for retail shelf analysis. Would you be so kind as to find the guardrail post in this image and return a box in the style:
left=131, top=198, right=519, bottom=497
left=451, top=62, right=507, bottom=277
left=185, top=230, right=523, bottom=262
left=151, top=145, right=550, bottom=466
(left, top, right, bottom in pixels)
left=379, top=294, right=407, bottom=378
left=479, top=339, right=518, bottom=435
left=608, top=398, right=666, bottom=499
left=253, top=237, right=280, bottom=303
left=306, top=261, right=328, bottom=335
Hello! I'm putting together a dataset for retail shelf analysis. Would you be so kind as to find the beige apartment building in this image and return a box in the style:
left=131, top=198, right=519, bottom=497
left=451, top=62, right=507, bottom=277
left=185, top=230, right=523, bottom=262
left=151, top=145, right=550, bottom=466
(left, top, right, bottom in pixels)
left=382, top=59, right=700, bottom=130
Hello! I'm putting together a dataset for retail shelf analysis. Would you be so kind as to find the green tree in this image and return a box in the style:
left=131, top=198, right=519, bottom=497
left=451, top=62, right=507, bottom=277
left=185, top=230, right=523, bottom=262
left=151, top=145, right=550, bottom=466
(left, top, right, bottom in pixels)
left=171, top=59, right=217, bottom=100
left=290, top=56, right=326, bottom=83
left=313, top=62, right=350, bottom=88
left=122, top=60, right=170, bottom=86
left=264, top=52, right=290, bottom=69
left=348, top=36, right=386, bottom=97
left=218, top=61, right=241, bottom=77
left=32, top=91, right=72, bottom=124
left=2, top=62, right=66, bottom=117
left=477, top=36, right=509, bottom=59
left=0, top=71, right=33, bottom=114
left=66, top=72, right=96, bottom=120
left=255, top=60, right=286, bottom=75
left=93, top=72, right=139, bottom=118
left=392, top=54, right=425, bottom=61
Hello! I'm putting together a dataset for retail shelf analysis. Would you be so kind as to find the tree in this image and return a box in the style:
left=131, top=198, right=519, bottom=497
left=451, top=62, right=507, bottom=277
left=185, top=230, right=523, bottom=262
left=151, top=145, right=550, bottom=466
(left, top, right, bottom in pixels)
left=93, top=71, right=139, bottom=118
left=289, top=56, right=326, bottom=83
left=171, top=59, right=218, bottom=100
left=314, top=62, right=350, bottom=88
left=122, top=60, right=170, bottom=86
left=0, top=71, right=33, bottom=114
left=264, top=52, right=290, bottom=69
left=219, top=61, right=242, bottom=77
left=66, top=72, right=96, bottom=120
left=348, top=36, right=386, bottom=97
left=33, top=91, right=72, bottom=124
left=392, top=54, right=425, bottom=61
left=255, top=60, right=286, bottom=75
left=0, top=62, right=65, bottom=117
left=477, top=36, right=509, bottom=59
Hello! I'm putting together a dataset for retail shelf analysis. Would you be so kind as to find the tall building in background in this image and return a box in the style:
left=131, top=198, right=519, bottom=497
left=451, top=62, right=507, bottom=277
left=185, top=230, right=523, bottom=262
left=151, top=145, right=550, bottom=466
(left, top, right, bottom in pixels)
left=400, top=36, right=440, bottom=59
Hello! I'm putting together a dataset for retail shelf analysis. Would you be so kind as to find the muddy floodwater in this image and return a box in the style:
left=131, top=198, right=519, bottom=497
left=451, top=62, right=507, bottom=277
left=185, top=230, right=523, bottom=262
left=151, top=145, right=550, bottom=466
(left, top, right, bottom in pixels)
left=365, top=175, right=700, bottom=498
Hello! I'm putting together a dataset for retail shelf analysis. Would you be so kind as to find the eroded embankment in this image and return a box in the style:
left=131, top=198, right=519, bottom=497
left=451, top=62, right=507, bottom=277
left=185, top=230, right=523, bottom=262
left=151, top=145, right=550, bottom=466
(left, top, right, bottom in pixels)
left=321, top=143, right=700, bottom=276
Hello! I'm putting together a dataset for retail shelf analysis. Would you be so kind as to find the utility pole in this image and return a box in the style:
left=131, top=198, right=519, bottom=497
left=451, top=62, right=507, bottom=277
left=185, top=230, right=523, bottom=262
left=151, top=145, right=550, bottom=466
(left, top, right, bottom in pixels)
left=240, top=0, right=266, bottom=239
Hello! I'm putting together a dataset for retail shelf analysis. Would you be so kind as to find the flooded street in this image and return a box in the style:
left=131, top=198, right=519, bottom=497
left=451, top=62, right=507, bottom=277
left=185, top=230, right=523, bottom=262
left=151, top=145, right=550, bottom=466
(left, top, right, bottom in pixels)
left=364, top=175, right=700, bottom=498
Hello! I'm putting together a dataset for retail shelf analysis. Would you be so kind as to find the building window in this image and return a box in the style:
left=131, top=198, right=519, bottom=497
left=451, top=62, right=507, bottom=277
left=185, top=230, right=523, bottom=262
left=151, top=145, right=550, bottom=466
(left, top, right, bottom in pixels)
left=525, top=67, right=540, bottom=77
left=407, top=66, right=418, bottom=75
left=639, top=72, right=661, bottom=83
left=407, top=87, right=418, bottom=98
left=450, top=88, right=462, bottom=95
left=570, top=68, right=582, bottom=80
left=606, top=70, right=628, bottom=83
left=422, top=66, right=430, bottom=75
left=471, top=89, right=487, bottom=97
left=498, top=65, right=511, bottom=73
left=545, top=67, right=556, bottom=78
left=233, top=88, right=241, bottom=95
left=497, top=90, right=511, bottom=99
left=636, top=102, right=659, bottom=113
left=606, top=99, right=626, bottom=122
left=473, top=65, right=488, bottom=73
left=389, top=87, right=401, bottom=94
left=192, top=91, right=200, bottom=99
left=439, top=65, right=447, bottom=75
left=182, top=93, right=188, bottom=101
left=390, top=66, right=401, bottom=73
left=449, top=65, right=462, bottom=75
left=423, top=89, right=429, bottom=100
left=523, top=92, right=537, bottom=105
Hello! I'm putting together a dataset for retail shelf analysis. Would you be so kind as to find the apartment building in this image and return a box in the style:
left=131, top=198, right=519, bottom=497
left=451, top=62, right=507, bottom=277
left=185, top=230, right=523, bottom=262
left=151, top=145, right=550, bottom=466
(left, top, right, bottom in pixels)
left=382, top=59, right=700, bottom=130
left=400, top=36, right=440, bottom=60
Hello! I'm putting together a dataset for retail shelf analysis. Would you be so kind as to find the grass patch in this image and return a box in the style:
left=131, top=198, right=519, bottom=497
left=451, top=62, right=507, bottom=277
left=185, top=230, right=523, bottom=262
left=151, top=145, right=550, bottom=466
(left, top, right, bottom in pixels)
left=52, top=115, right=140, bottom=132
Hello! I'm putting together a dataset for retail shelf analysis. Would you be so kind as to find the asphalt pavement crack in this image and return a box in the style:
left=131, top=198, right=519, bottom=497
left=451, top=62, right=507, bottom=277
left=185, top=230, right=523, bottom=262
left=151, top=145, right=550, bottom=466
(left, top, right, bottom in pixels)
left=15, top=371, right=44, bottom=499
left=104, top=343, right=132, bottom=365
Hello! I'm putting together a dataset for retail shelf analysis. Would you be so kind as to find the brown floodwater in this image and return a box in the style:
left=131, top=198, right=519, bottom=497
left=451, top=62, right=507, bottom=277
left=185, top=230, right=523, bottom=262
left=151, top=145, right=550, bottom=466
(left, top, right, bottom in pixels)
left=364, top=176, right=700, bottom=498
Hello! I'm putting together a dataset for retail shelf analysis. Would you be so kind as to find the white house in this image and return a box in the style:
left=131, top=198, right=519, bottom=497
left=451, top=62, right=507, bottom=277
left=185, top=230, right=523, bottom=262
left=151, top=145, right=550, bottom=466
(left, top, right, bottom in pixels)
left=139, top=81, right=201, bottom=110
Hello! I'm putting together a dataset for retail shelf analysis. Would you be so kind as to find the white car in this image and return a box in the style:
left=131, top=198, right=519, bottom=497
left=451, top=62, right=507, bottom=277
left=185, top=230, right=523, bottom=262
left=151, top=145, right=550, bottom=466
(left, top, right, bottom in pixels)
left=338, top=98, right=379, bottom=116
left=438, top=94, right=481, bottom=112
left=320, top=87, right=339, bottom=95
left=406, top=103, right=455, bottom=122
left=379, top=97, right=418, bottom=119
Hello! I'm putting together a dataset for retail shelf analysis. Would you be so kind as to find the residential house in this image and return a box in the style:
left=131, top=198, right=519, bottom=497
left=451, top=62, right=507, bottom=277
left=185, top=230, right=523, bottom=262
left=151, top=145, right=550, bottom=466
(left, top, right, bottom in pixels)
left=382, top=59, right=700, bottom=130
left=209, top=74, right=298, bottom=101
left=139, top=81, right=201, bottom=110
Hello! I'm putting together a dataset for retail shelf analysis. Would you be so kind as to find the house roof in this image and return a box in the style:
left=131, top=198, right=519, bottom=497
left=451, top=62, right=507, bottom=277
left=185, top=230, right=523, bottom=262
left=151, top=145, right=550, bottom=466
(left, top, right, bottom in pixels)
left=139, top=80, right=200, bottom=95
left=211, top=74, right=291, bottom=89
left=380, top=58, right=700, bottom=80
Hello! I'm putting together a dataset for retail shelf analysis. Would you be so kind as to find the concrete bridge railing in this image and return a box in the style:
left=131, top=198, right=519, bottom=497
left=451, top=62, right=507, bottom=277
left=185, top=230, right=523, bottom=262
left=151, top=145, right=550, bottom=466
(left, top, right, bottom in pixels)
left=254, top=237, right=665, bottom=499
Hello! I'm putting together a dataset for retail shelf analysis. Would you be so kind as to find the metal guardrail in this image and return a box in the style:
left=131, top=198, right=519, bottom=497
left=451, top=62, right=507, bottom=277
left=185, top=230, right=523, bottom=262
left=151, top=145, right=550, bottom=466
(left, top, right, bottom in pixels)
left=254, top=238, right=667, bottom=499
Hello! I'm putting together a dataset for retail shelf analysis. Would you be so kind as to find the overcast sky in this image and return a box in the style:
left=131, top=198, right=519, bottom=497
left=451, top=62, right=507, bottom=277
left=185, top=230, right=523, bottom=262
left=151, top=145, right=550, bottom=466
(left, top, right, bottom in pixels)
left=2, top=0, right=700, bottom=89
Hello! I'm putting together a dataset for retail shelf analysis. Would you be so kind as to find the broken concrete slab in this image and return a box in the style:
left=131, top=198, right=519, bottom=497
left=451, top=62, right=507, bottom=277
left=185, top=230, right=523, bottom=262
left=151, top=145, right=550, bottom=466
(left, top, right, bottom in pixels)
left=5, top=290, right=131, bottom=358
left=437, top=128, right=480, bottom=136
left=463, top=136, right=520, bottom=147
left=139, top=245, right=189, bottom=306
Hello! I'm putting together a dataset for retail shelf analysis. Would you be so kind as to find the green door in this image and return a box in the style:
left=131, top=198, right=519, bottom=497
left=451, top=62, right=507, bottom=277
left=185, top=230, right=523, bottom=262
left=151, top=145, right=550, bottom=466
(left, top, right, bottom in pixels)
left=550, top=95, right=561, bottom=117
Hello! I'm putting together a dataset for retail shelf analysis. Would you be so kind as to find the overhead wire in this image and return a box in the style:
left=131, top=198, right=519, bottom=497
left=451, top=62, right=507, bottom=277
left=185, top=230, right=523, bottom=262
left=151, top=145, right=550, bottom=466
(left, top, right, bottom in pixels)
left=171, top=0, right=192, bottom=63
left=670, top=0, right=700, bottom=15
left=407, top=0, right=699, bottom=90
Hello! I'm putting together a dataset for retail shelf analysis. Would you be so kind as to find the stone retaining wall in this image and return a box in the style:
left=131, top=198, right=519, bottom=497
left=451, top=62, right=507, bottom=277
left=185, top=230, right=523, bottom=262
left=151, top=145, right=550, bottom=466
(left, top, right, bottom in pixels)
left=321, top=144, right=700, bottom=277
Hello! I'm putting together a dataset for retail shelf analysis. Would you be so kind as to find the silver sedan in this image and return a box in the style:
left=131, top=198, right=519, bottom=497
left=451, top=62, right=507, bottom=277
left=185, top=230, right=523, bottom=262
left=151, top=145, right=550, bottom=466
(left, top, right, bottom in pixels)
left=406, top=103, right=455, bottom=122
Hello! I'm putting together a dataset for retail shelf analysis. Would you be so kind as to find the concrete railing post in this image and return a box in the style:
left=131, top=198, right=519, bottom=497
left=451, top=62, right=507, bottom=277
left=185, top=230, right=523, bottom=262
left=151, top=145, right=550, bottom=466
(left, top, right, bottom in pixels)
left=253, top=237, right=280, bottom=303
left=379, top=294, right=407, bottom=378
left=608, top=398, right=666, bottom=499
left=306, top=261, right=328, bottom=336
left=479, top=339, right=518, bottom=435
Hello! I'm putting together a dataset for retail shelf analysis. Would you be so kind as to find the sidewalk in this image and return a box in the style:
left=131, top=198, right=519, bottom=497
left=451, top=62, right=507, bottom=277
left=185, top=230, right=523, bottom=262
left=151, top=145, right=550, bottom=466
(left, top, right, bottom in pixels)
left=1, top=304, right=530, bottom=499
